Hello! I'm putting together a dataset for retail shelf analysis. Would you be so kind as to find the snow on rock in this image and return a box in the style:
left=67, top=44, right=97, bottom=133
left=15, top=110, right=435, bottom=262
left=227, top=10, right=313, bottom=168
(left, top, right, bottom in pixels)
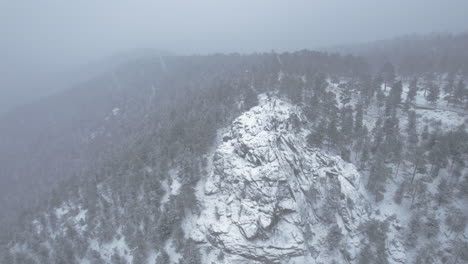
left=191, top=95, right=370, bottom=263
left=170, top=178, right=182, bottom=195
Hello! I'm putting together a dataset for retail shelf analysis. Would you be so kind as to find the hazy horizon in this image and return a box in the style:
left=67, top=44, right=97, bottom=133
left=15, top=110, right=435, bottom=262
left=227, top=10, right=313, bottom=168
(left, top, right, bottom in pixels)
left=2, top=0, right=468, bottom=114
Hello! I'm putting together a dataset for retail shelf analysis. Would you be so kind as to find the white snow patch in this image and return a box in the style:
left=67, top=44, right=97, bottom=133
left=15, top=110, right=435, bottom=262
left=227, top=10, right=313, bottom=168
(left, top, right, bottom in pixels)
left=165, top=239, right=181, bottom=264
left=170, top=178, right=181, bottom=195
left=112, top=107, right=120, bottom=116
left=55, top=203, right=70, bottom=219
left=88, top=230, right=132, bottom=264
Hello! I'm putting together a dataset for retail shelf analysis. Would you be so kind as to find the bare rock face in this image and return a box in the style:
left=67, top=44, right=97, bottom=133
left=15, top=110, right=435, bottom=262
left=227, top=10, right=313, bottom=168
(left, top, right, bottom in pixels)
left=192, top=95, right=370, bottom=263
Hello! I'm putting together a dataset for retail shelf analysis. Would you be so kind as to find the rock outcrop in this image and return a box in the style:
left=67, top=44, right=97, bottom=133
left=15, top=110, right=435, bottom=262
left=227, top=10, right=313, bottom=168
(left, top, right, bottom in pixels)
left=191, top=95, right=370, bottom=263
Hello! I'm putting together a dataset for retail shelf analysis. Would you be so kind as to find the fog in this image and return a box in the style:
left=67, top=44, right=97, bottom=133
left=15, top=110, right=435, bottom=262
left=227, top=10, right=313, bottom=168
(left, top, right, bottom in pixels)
left=1, top=1, right=468, bottom=259
left=1, top=0, right=468, bottom=114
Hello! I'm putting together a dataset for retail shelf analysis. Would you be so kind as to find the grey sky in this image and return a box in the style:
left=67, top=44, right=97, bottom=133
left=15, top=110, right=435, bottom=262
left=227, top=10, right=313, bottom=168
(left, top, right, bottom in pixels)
left=1, top=0, right=468, bottom=114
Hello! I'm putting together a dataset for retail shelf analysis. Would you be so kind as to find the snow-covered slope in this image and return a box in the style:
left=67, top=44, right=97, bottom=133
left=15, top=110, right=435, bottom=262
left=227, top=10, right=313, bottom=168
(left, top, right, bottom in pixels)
left=188, top=95, right=370, bottom=263
left=4, top=75, right=466, bottom=264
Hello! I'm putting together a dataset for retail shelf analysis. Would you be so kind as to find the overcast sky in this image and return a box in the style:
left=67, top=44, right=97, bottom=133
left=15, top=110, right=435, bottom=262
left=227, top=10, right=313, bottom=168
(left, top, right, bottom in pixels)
left=1, top=0, right=468, bottom=114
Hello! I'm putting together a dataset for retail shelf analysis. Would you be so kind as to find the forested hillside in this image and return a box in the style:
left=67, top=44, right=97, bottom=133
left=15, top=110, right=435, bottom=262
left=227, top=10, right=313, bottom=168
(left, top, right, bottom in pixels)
left=332, top=32, right=468, bottom=76
left=1, top=33, right=467, bottom=264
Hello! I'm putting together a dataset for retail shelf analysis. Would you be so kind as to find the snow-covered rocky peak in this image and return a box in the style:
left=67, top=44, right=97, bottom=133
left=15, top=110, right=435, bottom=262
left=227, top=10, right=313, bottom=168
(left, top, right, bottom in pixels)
left=191, top=95, right=370, bottom=263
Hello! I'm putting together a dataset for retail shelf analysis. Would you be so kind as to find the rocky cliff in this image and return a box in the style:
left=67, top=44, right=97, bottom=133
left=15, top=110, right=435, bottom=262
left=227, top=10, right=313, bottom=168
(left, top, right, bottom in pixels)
left=189, top=94, right=370, bottom=263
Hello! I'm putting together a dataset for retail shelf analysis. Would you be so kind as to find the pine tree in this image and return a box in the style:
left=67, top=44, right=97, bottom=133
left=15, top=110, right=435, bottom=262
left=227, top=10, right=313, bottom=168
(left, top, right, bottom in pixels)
left=371, top=117, right=384, bottom=153
left=354, top=103, right=364, bottom=135
left=374, top=75, right=383, bottom=92
left=376, top=88, right=386, bottom=108
left=326, top=224, right=343, bottom=251
left=359, top=140, right=370, bottom=170
left=367, top=153, right=391, bottom=201
left=389, top=80, right=403, bottom=106
left=410, top=178, right=429, bottom=209
left=421, top=125, right=429, bottom=141
left=313, top=71, right=328, bottom=96
left=445, top=207, right=467, bottom=233
left=423, top=214, right=440, bottom=239
left=340, top=106, right=354, bottom=141
left=111, top=252, right=126, bottom=264
left=413, top=244, right=437, bottom=264
left=280, top=74, right=303, bottom=103
left=393, top=180, right=406, bottom=204
left=243, top=87, right=258, bottom=109
left=449, top=239, right=468, bottom=264
left=443, top=74, right=455, bottom=105
left=155, top=250, right=170, bottom=264
left=360, top=74, right=374, bottom=104
left=427, top=133, right=450, bottom=177
left=381, top=62, right=395, bottom=91
left=406, top=213, right=421, bottom=248
left=384, top=96, right=394, bottom=117
left=436, top=178, right=451, bottom=205
left=327, top=116, right=340, bottom=149
left=406, top=77, right=418, bottom=104
left=358, top=219, right=390, bottom=264
left=304, top=94, right=320, bottom=122
left=423, top=72, right=435, bottom=97
left=406, top=111, right=419, bottom=157
left=322, top=91, right=339, bottom=118
left=426, top=83, right=440, bottom=104
left=307, top=120, right=326, bottom=147
left=181, top=239, right=202, bottom=264
left=453, top=79, right=466, bottom=105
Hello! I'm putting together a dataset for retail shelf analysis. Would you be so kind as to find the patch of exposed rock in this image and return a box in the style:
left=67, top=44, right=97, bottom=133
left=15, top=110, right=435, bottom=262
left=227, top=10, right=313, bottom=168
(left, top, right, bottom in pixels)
left=191, top=95, right=370, bottom=263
